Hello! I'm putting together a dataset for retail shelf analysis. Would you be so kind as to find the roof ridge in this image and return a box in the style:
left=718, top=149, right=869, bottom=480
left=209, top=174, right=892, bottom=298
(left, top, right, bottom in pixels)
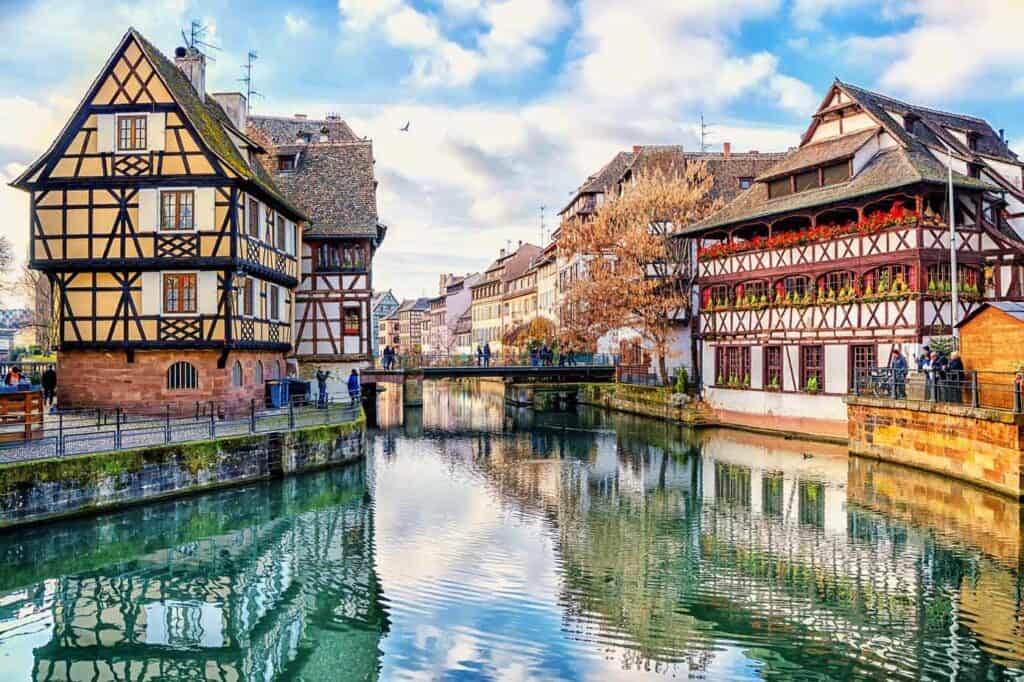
left=839, top=80, right=988, bottom=124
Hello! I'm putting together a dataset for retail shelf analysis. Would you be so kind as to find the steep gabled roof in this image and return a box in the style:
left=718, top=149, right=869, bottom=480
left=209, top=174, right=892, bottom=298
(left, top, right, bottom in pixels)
left=756, top=128, right=878, bottom=181
left=559, top=151, right=635, bottom=215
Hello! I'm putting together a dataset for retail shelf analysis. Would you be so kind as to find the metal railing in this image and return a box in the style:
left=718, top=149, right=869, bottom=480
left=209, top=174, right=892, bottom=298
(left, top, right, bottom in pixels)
left=378, top=352, right=619, bottom=370
left=852, top=367, right=1023, bottom=413
left=0, top=391, right=363, bottom=463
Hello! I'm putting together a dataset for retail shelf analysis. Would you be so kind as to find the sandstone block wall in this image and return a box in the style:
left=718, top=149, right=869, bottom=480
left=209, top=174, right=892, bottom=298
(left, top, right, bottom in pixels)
left=57, top=349, right=288, bottom=415
left=847, top=396, right=1024, bottom=498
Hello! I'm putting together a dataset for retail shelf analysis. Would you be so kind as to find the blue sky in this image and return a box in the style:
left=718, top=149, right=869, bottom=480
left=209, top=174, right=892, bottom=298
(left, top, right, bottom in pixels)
left=2, top=0, right=1024, bottom=299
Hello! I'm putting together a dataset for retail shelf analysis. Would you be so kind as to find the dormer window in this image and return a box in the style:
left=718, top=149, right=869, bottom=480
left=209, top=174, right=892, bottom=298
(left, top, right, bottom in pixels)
left=277, top=154, right=296, bottom=171
left=968, top=162, right=982, bottom=179
left=903, top=113, right=920, bottom=135
left=966, top=132, right=980, bottom=151
left=739, top=177, right=753, bottom=190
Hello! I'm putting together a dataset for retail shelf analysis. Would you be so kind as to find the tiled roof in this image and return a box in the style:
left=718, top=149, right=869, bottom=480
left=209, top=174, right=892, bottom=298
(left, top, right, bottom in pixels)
left=838, top=81, right=1019, bottom=164
left=958, top=301, right=1024, bottom=326
left=756, top=128, right=878, bottom=181
left=559, top=152, right=635, bottom=215
left=128, top=32, right=305, bottom=219
left=683, top=147, right=994, bottom=233
left=248, top=116, right=381, bottom=239
left=500, top=244, right=542, bottom=283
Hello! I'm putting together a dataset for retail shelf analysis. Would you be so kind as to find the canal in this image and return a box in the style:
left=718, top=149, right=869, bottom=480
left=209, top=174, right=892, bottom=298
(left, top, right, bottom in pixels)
left=0, top=379, right=1021, bottom=680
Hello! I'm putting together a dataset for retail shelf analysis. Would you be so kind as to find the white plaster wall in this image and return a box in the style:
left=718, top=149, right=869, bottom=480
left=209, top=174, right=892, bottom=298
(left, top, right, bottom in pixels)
left=843, top=112, right=876, bottom=134
left=750, top=346, right=764, bottom=390
left=824, top=344, right=848, bottom=394
left=701, top=343, right=716, bottom=390
left=706, top=387, right=848, bottom=422
left=852, top=134, right=880, bottom=176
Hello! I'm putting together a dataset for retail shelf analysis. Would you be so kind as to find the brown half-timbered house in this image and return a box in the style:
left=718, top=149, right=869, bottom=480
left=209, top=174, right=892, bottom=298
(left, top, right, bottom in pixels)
left=680, top=80, right=1024, bottom=434
left=247, top=114, right=386, bottom=388
left=11, top=29, right=305, bottom=413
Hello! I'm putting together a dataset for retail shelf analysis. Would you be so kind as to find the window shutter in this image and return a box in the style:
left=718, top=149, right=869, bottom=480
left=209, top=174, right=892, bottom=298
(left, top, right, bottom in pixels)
left=286, top=221, right=296, bottom=254
left=137, top=189, right=158, bottom=232
left=147, top=113, right=166, bottom=152
left=198, top=271, right=219, bottom=315
left=96, top=115, right=115, bottom=152
left=280, top=287, right=289, bottom=322
left=141, top=272, right=161, bottom=315
left=195, top=187, right=215, bottom=231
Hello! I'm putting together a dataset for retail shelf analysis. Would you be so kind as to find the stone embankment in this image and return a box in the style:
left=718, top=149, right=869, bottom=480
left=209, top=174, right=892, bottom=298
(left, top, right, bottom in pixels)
left=0, top=413, right=366, bottom=528
left=576, top=383, right=715, bottom=425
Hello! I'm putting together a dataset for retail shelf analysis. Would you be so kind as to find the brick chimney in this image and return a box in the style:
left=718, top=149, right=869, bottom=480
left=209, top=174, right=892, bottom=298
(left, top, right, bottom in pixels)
left=174, top=46, right=206, bottom=102
left=632, top=145, right=643, bottom=154
left=723, top=142, right=731, bottom=157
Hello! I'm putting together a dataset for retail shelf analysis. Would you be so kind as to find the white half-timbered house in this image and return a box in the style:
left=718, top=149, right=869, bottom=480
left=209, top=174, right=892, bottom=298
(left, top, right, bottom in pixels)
left=679, top=80, right=1024, bottom=433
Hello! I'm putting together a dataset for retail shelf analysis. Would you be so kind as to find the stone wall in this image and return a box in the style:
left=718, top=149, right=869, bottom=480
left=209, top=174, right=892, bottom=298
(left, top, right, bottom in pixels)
left=58, top=349, right=288, bottom=415
left=847, top=396, right=1024, bottom=498
left=577, top=383, right=713, bottom=424
left=0, top=415, right=365, bottom=528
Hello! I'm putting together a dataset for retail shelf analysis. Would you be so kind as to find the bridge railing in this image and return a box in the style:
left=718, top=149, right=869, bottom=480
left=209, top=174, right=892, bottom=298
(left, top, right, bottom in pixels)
left=378, top=352, right=620, bottom=370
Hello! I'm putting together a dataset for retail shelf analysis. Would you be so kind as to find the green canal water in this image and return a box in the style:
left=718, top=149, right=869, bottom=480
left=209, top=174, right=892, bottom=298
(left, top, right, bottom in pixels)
left=0, top=380, right=1021, bottom=680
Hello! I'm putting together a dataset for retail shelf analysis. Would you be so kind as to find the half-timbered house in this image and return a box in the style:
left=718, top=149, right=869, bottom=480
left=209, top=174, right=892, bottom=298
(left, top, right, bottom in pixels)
left=680, top=80, right=1024, bottom=435
left=11, top=30, right=305, bottom=413
left=247, top=113, right=386, bottom=387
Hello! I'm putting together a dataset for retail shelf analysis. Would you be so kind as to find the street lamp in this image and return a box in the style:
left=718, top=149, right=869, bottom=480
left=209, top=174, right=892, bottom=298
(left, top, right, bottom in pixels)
left=937, top=138, right=959, bottom=344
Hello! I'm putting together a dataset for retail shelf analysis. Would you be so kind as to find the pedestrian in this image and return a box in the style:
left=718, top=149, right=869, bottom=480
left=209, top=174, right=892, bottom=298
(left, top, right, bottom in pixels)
left=42, top=365, right=57, bottom=406
left=888, top=348, right=908, bottom=399
left=477, top=345, right=483, bottom=367
left=567, top=347, right=577, bottom=366
left=4, top=366, right=21, bottom=386
left=917, top=345, right=931, bottom=372
left=483, top=343, right=491, bottom=368
left=946, top=351, right=964, bottom=403
left=347, top=369, right=361, bottom=406
left=315, top=368, right=330, bottom=408
left=929, top=351, right=947, bottom=400
left=530, top=345, right=538, bottom=367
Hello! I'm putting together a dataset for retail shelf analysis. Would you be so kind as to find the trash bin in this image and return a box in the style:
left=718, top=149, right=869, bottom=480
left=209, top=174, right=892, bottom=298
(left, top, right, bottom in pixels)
left=265, top=380, right=287, bottom=408
left=286, top=379, right=310, bottom=405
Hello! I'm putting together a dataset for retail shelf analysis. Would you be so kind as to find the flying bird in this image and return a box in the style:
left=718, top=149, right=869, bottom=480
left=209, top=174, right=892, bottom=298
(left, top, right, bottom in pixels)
left=399, top=121, right=410, bottom=132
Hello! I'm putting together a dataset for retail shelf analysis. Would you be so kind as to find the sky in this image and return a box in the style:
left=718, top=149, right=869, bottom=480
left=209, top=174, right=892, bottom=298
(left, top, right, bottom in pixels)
left=2, top=0, right=1024, bottom=300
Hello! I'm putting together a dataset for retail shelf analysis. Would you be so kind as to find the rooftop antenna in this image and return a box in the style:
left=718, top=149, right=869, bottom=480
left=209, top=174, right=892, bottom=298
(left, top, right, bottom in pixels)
left=181, top=20, right=220, bottom=61
left=698, top=112, right=715, bottom=153
left=539, top=205, right=547, bottom=245
left=240, top=51, right=263, bottom=112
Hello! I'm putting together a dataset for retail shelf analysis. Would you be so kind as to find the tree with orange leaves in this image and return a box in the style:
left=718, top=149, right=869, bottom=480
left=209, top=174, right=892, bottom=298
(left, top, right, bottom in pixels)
left=558, top=151, right=722, bottom=382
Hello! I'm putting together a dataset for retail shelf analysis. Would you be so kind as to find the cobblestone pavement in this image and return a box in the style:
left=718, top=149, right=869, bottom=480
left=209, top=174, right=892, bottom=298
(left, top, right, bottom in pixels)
left=0, top=402, right=361, bottom=464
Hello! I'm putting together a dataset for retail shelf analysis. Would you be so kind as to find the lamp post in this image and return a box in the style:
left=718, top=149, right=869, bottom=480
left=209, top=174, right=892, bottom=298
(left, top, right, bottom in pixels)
left=938, top=138, right=959, bottom=344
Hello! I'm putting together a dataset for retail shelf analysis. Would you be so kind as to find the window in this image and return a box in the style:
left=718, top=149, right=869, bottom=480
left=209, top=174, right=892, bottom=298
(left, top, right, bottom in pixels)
left=768, top=177, right=793, bottom=199
left=781, top=275, right=810, bottom=298
left=851, top=344, right=876, bottom=388
left=738, top=280, right=769, bottom=304
left=822, top=161, right=851, bottom=186
left=160, top=191, right=194, bottom=231
left=822, top=271, right=855, bottom=294
left=265, top=206, right=274, bottom=244
left=800, top=345, right=824, bottom=393
left=795, top=169, right=819, bottom=192
left=316, top=244, right=365, bottom=271
left=738, top=177, right=753, bottom=190
left=968, top=162, right=982, bottom=179
left=163, top=274, right=197, bottom=314
left=866, top=264, right=912, bottom=293
left=242, top=277, right=254, bottom=316
left=276, top=216, right=287, bottom=252
left=248, top=199, right=260, bottom=237
left=270, top=284, right=280, bottom=320
left=715, top=346, right=751, bottom=386
left=277, top=154, right=296, bottom=171
left=254, top=361, right=263, bottom=385
left=345, top=308, right=360, bottom=335
left=167, top=361, right=198, bottom=390
left=232, top=360, right=243, bottom=387
left=117, top=115, right=146, bottom=151
left=708, top=284, right=733, bottom=306
left=764, top=345, right=782, bottom=389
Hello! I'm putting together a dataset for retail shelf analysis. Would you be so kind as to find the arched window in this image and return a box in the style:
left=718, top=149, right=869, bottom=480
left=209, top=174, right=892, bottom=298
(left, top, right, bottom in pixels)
left=254, top=360, right=264, bottom=385
left=269, top=361, right=279, bottom=380
left=737, top=280, right=769, bottom=305
left=818, top=271, right=856, bottom=295
left=777, top=275, right=810, bottom=298
left=167, top=361, right=198, bottom=390
left=232, top=360, right=243, bottom=387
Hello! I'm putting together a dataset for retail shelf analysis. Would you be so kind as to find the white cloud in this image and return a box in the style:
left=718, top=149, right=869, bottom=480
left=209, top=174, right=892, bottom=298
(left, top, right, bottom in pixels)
left=790, top=0, right=872, bottom=31
left=284, top=12, right=309, bottom=34
left=478, top=0, right=570, bottom=72
left=845, top=0, right=1024, bottom=101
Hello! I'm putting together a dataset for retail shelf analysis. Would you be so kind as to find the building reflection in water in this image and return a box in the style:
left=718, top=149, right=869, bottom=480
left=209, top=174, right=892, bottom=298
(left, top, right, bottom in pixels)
left=371, top=380, right=1023, bottom=680
left=0, top=464, right=388, bottom=681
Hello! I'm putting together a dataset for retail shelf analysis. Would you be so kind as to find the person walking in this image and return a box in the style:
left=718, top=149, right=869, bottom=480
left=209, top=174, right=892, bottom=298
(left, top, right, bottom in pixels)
left=42, top=365, right=57, bottom=407
left=483, top=343, right=492, bottom=368
left=888, top=348, right=908, bottom=399
left=476, top=345, right=483, bottom=367
left=315, top=369, right=330, bottom=408
left=928, top=350, right=947, bottom=401
left=347, top=369, right=361, bottom=406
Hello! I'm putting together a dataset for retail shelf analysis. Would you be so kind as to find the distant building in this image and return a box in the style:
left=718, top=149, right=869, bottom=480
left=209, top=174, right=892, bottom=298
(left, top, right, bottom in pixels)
left=247, top=112, right=387, bottom=386
left=453, top=311, right=473, bottom=357
left=370, top=290, right=399, bottom=358
left=395, top=298, right=431, bottom=354
left=470, top=242, right=541, bottom=356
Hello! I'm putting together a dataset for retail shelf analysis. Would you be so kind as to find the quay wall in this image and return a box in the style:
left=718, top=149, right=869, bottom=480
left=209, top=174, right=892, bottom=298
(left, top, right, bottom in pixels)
left=847, top=396, right=1024, bottom=499
left=577, top=383, right=713, bottom=424
left=0, top=414, right=366, bottom=529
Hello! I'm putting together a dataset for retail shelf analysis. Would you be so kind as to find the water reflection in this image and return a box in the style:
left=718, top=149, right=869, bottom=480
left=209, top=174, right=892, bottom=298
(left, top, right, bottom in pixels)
left=0, top=380, right=1020, bottom=680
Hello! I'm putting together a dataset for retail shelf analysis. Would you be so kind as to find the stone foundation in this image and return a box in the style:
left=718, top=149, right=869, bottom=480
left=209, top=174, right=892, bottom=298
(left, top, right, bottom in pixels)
left=57, top=349, right=288, bottom=415
left=0, top=415, right=365, bottom=528
left=847, top=396, right=1024, bottom=498
left=577, top=383, right=714, bottom=425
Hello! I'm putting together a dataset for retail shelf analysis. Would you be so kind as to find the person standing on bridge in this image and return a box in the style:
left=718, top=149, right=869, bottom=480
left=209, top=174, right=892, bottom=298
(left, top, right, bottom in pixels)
left=315, top=369, right=331, bottom=408
left=476, top=345, right=483, bottom=367
left=483, top=343, right=491, bottom=368
left=347, top=369, right=361, bottom=406
left=42, top=365, right=57, bottom=407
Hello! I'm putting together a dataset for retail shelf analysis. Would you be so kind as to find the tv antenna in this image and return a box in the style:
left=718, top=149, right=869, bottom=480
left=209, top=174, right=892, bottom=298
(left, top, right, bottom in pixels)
left=698, top=112, right=715, bottom=153
left=181, top=20, right=220, bottom=60
left=539, top=205, right=547, bottom=245
left=240, top=51, right=263, bottom=112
